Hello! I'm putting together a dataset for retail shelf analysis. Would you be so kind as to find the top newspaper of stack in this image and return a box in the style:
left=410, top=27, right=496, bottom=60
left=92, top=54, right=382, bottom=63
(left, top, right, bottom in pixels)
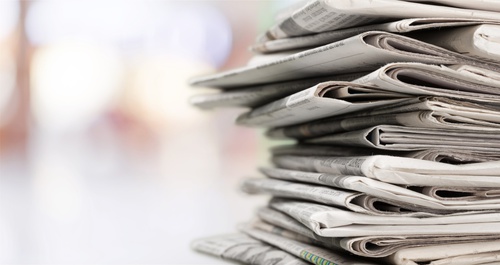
left=260, top=0, right=500, bottom=41
left=189, top=0, right=500, bottom=89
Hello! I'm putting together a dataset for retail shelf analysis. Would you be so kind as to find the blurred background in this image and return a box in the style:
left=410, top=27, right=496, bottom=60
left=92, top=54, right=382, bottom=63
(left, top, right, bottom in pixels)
left=0, top=0, right=298, bottom=263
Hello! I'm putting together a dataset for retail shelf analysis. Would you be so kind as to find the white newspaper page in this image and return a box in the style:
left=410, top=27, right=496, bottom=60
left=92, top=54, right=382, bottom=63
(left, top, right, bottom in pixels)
left=190, top=32, right=498, bottom=88
left=242, top=226, right=380, bottom=265
left=192, top=233, right=309, bottom=265
left=270, top=199, right=500, bottom=237
left=267, top=96, right=500, bottom=140
left=306, top=125, right=500, bottom=152
left=189, top=74, right=364, bottom=109
left=407, top=148, right=500, bottom=163
left=262, top=0, right=500, bottom=40
left=411, top=24, right=500, bottom=63
left=253, top=18, right=500, bottom=53
left=353, top=63, right=500, bottom=104
left=403, top=0, right=500, bottom=12
left=256, top=208, right=500, bottom=258
left=267, top=110, right=500, bottom=140
left=272, top=155, right=500, bottom=187
left=236, top=82, right=407, bottom=127
left=269, top=143, right=500, bottom=163
left=259, top=167, right=500, bottom=211
left=387, top=241, right=500, bottom=265
left=242, top=178, right=459, bottom=216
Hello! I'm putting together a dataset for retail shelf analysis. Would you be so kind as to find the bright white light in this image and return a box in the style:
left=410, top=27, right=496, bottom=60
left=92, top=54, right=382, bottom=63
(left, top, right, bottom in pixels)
left=31, top=41, right=122, bottom=132
left=162, top=4, right=232, bottom=67
left=127, top=55, right=213, bottom=128
left=0, top=1, right=19, bottom=40
left=25, top=0, right=150, bottom=45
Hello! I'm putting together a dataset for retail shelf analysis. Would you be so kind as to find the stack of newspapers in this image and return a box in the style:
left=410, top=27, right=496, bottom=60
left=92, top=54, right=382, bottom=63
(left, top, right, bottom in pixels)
left=189, top=1, right=500, bottom=264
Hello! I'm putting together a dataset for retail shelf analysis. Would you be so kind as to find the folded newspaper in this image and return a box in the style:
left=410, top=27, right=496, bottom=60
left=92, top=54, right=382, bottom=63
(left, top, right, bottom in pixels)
left=191, top=233, right=309, bottom=265
left=409, top=24, right=500, bottom=63
left=269, top=198, right=500, bottom=237
left=267, top=96, right=500, bottom=140
left=260, top=0, right=500, bottom=40
left=253, top=18, right=500, bottom=53
left=245, top=221, right=500, bottom=265
left=256, top=207, right=500, bottom=258
left=305, top=125, right=500, bottom=152
left=236, top=63, right=500, bottom=128
left=236, top=81, right=408, bottom=127
left=258, top=167, right=500, bottom=211
left=190, top=72, right=368, bottom=109
left=241, top=226, right=380, bottom=265
left=190, top=32, right=500, bottom=88
left=242, top=178, right=470, bottom=216
left=272, top=155, right=500, bottom=187
left=270, top=144, right=500, bottom=163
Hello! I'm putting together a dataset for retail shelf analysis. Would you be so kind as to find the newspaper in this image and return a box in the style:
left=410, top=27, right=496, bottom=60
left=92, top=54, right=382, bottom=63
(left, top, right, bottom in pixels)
left=266, top=96, right=500, bottom=140
left=387, top=241, right=500, bottom=265
left=270, top=144, right=500, bottom=163
left=191, top=233, right=309, bottom=265
left=256, top=207, right=500, bottom=258
left=190, top=73, right=367, bottom=110
left=190, top=31, right=500, bottom=88
left=241, top=226, right=380, bottom=265
left=258, top=167, right=500, bottom=211
left=269, top=199, right=500, bottom=237
left=253, top=18, right=500, bottom=53
left=241, top=178, right=461, bottom=216
left=272, top=155, right=500, bottom=187
left=237, top=62, right=500, bottom=127
left=409, top=24, right=500, bottom=63
left=305, top=125, right=500, bottom=152
left=260, top=0, right=500, bottom=40
left=407, top=148, right=500, bottom=163
left=353, top=63, right=500, bottom=104
left=403, top=0, right=500, bottom=12
left=256, top=207, right=341, bottom=249
left=236, top=82, right=407, bottom=127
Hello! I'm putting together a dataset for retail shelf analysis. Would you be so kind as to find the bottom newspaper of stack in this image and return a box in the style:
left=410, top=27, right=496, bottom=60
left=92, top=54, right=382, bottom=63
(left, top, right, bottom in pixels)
left=192, top=152, right=500, bottom=265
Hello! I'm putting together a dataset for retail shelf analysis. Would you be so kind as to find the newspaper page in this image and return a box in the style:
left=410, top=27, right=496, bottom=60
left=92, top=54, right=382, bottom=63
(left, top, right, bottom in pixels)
left=451, top=64, right=500, bottom=83
left=272, top=155, right=500, bottom=187
left=269, top=144, right=500, bottom=163
left=238, top=61, right=500, bottom=127
left=236, top=82, right=407, bottom=127
left=403, top=0, right=500, bottom=12
left=266, top=96, right=500, bottom=140
left=190, top=31, right=499, bottom=88
left=387, top=240, right=500, bottom=265
left=241, top=226, right=380, bottom=265
left=256, top=207, right=500, bottom=259
left=306, top=125, right=500, bottom=152
left=353, top=62, right=500, bottom=104
left=190, top=72, right=369, bottom=110
left=409, top=24, right=500, bottom=63
left=258, top=167, right=500, bottom=211
left=189, top=74, right=366, bottom=109
left=418, top=186, right=500, bottom=201
left=257, top=207, right=342, bottom=249
left=261, top=0, right=500, bottom=40
left=253, top=18, right=500, bottom=53
left=241, top=178, right=459, bottom=216
left=191, top=233, right=309, bottom=265
left=407, top=149, right=500, bottom=163
left=269, top=199, right=500, bottom=237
